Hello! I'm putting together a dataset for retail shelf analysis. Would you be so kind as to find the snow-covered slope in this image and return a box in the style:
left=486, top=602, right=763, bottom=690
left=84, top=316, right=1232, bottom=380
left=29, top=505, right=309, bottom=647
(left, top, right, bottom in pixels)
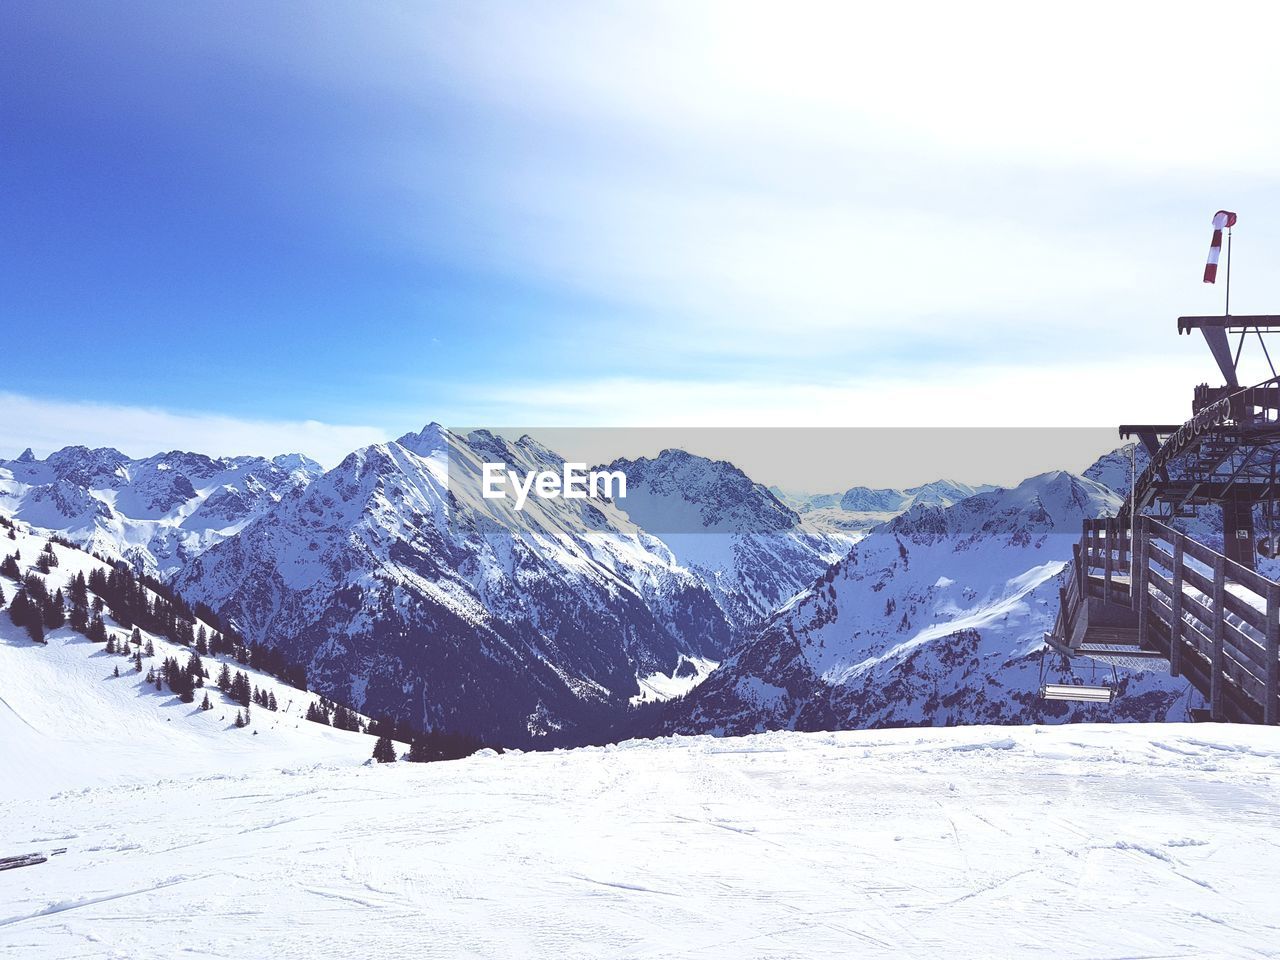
left=3, top=723, right=1278, bottom=959
left=668, top=470, right=1196, bottom=735
left=0, top=523, right=379, bottom=800
left=172, top=427, right=748, bottom=743
left=0, top=446, right=322, bottom=578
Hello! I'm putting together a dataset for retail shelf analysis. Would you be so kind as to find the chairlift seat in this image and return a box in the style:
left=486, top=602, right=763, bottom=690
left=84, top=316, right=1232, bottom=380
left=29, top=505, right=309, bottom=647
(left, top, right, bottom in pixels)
left=1039, top=682, right=1115, bottom=704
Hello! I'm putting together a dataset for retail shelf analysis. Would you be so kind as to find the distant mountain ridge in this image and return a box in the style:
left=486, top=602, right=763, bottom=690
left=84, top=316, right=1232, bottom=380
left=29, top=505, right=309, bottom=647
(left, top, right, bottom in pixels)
left=0, top=446, right=323, bottom=579
left=773, top=478, right=995, bottom=514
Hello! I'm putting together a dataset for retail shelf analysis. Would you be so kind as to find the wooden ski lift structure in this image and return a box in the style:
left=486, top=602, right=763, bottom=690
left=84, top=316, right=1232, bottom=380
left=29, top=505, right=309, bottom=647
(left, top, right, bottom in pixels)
left=1044, top=217, right=1280, bottom=722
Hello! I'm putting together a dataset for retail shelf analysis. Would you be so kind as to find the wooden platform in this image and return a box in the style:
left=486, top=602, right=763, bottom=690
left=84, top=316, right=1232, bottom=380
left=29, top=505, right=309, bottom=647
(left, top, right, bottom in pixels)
left=1050, top=516, right=1280, bottom=724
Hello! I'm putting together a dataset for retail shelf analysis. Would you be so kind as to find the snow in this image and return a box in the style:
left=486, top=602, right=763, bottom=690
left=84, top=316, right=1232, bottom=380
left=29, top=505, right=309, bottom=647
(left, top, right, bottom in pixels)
left=630, top=655, right=718, bottom=705
left=2, top=723, right=1279, bottom=958
left=0, top=526, right=380, bottom=800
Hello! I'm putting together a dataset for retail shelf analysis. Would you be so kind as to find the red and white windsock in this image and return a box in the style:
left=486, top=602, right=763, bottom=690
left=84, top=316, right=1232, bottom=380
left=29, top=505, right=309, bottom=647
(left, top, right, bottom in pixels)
left=1204, top=210, right=1238, bottom=284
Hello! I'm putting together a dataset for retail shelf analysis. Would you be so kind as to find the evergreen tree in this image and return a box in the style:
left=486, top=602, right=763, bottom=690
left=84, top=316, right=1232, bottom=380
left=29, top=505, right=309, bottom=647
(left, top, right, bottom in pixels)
left=7, top=590, right=43, bottom=643
left=22, top=573, right=48, bottom=608
left=234, top=710, right=246, bottom=728
left=0, top=581, right=5, bottom=606
left=69, top=572, right=88, bottom=607
left=145, top=666, right=156, bottom=684
left=187, top=651, right=205, bottom=688
left=372, top=736, right=397, bottom=763
left=1, top=553, right=21, bottom=580
left=267, top=691, right=278, bottom=712
left=305, top=701, right=330, bottom=725
left=200, top=693, right=212, bottom=711
left=113, top=664, right=120, bottom=678
left=130, top=626, right=142, bottom=647
left=40, top=542, right=59, bottom=568
left=217, top=663, right=232, bottom=693
left=162, top=655, right=196, bottom=702
left=106, top=635, right=116, bottom=654
left=134, top=650, right=143, bottom=673
left=44, top=589, right=65, bottom=629
left=233, top=671, right=252, bottom=708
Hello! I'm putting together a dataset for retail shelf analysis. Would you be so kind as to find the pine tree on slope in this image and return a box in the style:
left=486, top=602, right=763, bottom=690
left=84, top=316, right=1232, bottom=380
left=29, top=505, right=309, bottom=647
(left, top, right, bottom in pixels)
left=373, top=737, right=397, bottom=763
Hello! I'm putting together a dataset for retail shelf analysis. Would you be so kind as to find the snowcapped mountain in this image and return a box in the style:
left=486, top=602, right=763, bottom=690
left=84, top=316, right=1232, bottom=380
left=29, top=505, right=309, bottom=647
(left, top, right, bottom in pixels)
left=773, top=477, right=991, bottom=514
left=770, top=477, right=993, bottom=542
left=0, top=446, right=323, bottom=578
left=171, top=427, right=764, bottom=743
left=666, top=469, right=1196, bottom=736
left=608, top=449, right=853, bottom=637
left=836, top=477, right=993, bottom=513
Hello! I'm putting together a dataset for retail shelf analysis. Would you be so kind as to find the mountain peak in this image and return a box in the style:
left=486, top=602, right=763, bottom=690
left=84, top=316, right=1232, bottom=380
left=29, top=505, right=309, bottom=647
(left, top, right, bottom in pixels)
left=396, top=423, right=453, bottom=457
left=607, top=448, right=799, bottom=534
left=16, top=447, right=36, bottom=463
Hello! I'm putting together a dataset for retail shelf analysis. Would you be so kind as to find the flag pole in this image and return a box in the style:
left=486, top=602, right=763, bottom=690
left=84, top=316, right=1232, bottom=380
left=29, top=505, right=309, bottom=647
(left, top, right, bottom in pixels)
left=1225, top=226, right=1232, bottom=318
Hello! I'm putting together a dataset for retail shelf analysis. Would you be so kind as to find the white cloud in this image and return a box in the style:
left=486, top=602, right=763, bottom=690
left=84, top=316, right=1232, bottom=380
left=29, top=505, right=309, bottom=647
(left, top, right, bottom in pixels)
left=358, top=0, right=1280, bottom=380
left=444, top=353, right=1218, bottom=430
left=0, top=393, right=387, bottom=469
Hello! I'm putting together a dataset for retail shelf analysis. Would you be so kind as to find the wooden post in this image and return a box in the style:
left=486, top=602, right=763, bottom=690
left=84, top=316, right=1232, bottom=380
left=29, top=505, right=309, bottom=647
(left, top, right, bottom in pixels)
left=1170, top=535, right=1184, bottom=677
left=1211, top=553, right=1226, bottom=722
left=1136, top=517, right=1149, bottom=638
left=1267, top=582, right=1279, bottom=725
left=1104, top=519, right=1114, bottom=602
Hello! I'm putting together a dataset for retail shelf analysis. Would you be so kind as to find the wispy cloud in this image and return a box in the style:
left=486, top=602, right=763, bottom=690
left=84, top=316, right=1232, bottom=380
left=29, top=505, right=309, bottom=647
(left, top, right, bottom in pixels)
left=0, top=393, right=387, bottom=468
left=440, top=354, right=1219, bottom=430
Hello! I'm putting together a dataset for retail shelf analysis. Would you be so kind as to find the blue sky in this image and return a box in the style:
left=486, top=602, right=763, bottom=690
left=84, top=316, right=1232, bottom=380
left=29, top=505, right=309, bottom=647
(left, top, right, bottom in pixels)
left=4, top=2, right=1280, bottom=466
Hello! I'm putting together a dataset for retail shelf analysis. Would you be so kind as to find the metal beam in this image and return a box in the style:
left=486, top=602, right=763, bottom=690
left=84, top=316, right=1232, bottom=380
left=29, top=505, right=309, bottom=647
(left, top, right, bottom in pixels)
left=1178, top=315, right=1280, bottom=333
left=1119, top=425, right=1181, bottom=457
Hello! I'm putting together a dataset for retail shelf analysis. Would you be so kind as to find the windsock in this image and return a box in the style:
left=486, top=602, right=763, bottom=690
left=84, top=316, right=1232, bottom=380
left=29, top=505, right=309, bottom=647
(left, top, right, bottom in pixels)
left=1204, top=210, right=1238, bottom=283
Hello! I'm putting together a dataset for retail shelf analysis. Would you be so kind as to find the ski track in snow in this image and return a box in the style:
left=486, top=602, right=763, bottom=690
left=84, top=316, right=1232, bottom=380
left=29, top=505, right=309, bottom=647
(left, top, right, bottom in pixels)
left=2, top=724, right=1280, bottom=959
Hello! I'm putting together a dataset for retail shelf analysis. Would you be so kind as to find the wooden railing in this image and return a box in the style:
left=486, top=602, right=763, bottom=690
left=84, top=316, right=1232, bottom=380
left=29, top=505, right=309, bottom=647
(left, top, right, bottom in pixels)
left=1066, top=516, right=1280, bottom=724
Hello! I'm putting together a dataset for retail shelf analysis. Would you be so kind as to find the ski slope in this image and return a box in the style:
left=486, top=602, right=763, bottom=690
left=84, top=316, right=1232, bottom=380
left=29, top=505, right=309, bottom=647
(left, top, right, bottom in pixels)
left=0, top=525, right=380, bottom=800
left=3, top=723, right=1279, bottom=958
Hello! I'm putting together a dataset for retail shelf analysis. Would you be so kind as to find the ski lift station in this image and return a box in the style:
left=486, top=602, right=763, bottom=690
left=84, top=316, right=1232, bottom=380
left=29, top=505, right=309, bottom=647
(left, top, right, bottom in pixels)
left=1044, top=212, right=1280, bottom=721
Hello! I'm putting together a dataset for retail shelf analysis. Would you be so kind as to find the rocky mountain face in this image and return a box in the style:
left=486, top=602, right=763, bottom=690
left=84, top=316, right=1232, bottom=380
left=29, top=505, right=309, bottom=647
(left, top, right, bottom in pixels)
left=169, top=428, right=855, bottom=743
left=608, top=450, right=853, bottom=639
left=0, top=446, right=322, bottom=578
left=665, top=468, right=1195, bottom=736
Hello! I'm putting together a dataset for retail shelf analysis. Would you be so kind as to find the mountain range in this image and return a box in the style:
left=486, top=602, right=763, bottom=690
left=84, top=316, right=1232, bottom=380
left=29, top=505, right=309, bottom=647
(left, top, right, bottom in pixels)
left=0, top=446, right=321, bottom=579
left=3, top=431, right=1190, bottom=743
